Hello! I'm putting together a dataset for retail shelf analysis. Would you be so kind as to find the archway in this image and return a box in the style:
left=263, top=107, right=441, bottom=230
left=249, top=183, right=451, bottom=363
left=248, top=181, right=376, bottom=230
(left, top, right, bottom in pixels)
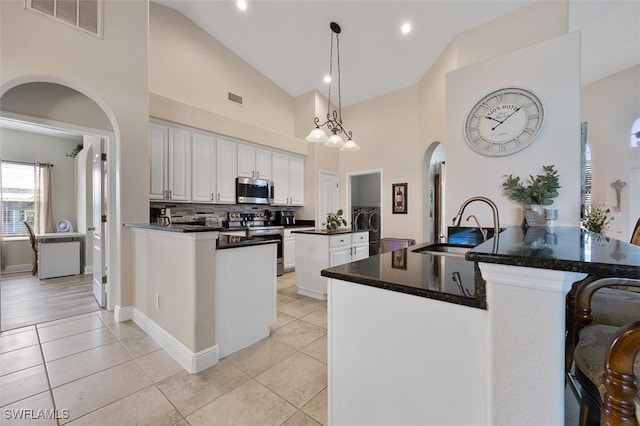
left=1, top=78, right=120, bottom=314
left=422, top=142, right=445, bottom=243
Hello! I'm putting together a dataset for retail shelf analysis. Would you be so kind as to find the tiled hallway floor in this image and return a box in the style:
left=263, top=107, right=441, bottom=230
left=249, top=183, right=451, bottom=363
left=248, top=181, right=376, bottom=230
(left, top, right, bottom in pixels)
left=0, top=272, right=327, bottom=425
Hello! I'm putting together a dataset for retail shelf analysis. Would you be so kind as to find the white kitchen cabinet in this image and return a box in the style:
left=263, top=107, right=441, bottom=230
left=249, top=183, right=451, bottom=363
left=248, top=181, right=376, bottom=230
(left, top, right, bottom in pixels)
left=295, top=231, right=369, bottom=300
left=215, top=138, right=237, bottom=204
left=149, top=124, right=191, bottom=201
left=238, top=144, right=272, bottom=180
left=284, top=227, right=314, bottom=271
left=191, top=133, right=217, bottom=202
left=272, top=152, right=304, bottom=206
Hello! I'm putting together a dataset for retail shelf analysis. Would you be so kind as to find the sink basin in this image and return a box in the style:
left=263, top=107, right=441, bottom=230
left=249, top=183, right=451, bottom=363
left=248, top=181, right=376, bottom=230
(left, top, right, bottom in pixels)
left=412, top=243, right=474, bottom=258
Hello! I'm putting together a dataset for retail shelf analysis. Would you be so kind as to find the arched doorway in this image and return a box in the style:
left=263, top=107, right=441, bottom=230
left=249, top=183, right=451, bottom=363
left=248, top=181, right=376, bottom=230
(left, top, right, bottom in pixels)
left=1, top=80, right=119, bottom=326
left=422, top=142, right=445, bottom=243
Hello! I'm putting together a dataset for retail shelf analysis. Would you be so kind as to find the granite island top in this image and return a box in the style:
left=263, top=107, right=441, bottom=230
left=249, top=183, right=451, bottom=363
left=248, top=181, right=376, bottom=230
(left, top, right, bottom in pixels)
left=466, top=226, right=640, bottom=278
left=321, top=226, right=640, bottom=310
left=293, top=228, right=369, bottom=235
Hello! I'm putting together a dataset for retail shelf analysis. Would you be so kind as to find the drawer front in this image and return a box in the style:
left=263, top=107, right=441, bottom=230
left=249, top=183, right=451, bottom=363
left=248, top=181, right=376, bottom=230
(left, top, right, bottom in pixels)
left=329, top=234, right=351, bottom=248
left=351, top=232, right=369, bottom=244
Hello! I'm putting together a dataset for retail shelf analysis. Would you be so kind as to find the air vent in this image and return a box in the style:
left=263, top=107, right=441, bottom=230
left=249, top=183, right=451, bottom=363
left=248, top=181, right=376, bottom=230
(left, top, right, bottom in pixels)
left=228, top=92, right=244, bottom=106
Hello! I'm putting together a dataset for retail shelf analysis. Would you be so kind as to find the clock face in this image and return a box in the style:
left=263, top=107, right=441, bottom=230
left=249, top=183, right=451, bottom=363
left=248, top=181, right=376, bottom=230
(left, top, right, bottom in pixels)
left=464, top=87, right=544, bottom=157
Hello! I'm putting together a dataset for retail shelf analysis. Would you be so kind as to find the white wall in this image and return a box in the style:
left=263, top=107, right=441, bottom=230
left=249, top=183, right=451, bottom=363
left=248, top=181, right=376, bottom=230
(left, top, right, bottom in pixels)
left=446, top=33, right=582, bottom=228
left=1, top=0, right=149, bottom=308
left=582, top=65, right=640, bottom=240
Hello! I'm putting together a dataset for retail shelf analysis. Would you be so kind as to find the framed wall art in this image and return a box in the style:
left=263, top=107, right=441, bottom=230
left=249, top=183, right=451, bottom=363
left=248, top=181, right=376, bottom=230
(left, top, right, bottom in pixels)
left=392, top=183, right=407, bottom=214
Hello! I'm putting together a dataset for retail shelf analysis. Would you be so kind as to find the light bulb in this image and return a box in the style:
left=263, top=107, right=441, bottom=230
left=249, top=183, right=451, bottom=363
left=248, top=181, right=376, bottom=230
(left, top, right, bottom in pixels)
left=401, top=22, right=412, bottom=34
left=323, top=75, right=331, bottom=84
left=236, top=0, right=247, bottom=11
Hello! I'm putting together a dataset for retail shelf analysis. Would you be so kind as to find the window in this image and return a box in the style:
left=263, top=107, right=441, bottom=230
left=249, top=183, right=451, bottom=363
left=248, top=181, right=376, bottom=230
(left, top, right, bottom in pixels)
left=1, top=162, right=35, bottom=236
left=631, top=118, right=640, bottom=148
left=26, top=0, right=102, bottom=37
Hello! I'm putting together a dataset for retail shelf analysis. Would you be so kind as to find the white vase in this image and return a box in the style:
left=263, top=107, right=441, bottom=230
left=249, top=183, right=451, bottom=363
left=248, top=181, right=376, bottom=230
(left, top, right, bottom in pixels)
left=523, top=205, right=547, bottom=226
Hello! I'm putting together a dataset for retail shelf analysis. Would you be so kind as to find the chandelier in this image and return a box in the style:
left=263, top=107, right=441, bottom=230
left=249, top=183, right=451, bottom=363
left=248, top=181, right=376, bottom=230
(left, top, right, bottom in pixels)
left=305, top=22, right=359, bottom=151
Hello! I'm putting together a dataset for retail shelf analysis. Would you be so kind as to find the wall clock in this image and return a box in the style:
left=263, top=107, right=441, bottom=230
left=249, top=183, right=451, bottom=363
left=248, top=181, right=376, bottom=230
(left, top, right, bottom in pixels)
left=464, top=87, right=544, bottom=157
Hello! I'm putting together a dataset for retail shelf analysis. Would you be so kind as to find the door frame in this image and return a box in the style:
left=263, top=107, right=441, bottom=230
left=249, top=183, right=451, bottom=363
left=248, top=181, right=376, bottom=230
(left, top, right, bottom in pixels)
left=0, top=111, right=116, bottom=310
left=346, top=169, right=383, bottom=235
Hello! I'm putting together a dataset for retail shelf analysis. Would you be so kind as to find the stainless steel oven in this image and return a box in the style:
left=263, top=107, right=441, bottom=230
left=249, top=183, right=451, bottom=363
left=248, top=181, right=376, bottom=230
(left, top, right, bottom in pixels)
left=246, top=226, right=284, bottom=276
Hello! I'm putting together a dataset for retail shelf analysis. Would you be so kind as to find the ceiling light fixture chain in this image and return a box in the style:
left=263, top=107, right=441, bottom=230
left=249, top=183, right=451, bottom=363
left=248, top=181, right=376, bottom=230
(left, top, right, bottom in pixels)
left=305, top=21, right=359, bottom=151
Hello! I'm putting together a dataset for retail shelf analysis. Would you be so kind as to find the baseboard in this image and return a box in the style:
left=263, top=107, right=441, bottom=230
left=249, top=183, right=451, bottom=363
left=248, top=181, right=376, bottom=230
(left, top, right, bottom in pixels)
left=297, top=286, right=327, bottom=301
left=2, top=264, right=32, bottom=274
left=131, top=308, right=218, bottom=373
left=84, top=266, right=94, bottom=275
left=114, top=305, right=134, bottom=322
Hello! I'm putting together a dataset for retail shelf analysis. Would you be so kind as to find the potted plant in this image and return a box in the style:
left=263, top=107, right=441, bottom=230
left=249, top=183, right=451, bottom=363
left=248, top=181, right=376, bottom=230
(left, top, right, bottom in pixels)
left=502, top=165, right=560, bottom=226
left=324, top=209, right=347, bottom=231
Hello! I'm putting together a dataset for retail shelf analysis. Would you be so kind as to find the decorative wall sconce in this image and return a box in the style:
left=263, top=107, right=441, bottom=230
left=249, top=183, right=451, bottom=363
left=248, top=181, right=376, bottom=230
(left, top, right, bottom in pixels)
left=610, top=179, right=627, bottom=212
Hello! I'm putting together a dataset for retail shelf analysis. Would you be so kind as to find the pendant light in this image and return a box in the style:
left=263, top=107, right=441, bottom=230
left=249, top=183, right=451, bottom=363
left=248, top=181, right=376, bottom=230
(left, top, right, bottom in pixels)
left=305, top=22, right=359, bottom=151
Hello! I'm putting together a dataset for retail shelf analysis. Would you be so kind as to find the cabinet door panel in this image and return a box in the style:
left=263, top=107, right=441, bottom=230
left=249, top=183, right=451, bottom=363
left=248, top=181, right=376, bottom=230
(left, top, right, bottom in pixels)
left=255, top=148, right=272, bottom=180
left=168, top=128, right=191, bottom=201
left=353, top=243, right=369, bottom=261
left=149, top=124, right=167, bottom=199
left=271, top=152, right=289, bottom=205
left=191, top=133, right=216, bottom=202
left=330, top=246, right=353, bottom=267
left=284, top=236, right=295, bottom=270
left=289, top=156, right=304, bottom=205
left=216, top=139, right=237, bottom=203
left=237, top=144, right=256, bottom=178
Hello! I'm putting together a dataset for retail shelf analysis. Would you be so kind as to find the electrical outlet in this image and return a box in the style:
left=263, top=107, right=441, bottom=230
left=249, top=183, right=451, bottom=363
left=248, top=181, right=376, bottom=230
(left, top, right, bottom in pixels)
left=155, top=293, right=160, bottom=308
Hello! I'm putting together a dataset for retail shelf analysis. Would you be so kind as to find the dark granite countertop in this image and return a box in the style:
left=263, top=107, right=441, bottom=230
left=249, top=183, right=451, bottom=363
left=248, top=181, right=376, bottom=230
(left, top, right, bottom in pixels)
left=124, top=223, right=223, bottom=233
left=216, top=234, right=278, bottom=250
left=321, top=241, right=485, bottom=309
left=466, top=226, right=640, bottom=278
left=293, top=229, right=370, bottom=235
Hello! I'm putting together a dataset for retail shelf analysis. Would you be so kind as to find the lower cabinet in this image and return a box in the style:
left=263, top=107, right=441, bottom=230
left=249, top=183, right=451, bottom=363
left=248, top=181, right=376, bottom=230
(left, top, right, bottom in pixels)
left=295, top=231, right=369, bottom=300
left=284, top=227, right=314, bottom=271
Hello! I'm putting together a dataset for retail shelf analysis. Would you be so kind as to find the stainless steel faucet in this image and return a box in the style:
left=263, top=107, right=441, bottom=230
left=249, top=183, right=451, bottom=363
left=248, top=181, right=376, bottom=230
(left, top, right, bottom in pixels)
left=451, top=196, right=500, bottom=251
left=466, top=215, right=488, bottom=241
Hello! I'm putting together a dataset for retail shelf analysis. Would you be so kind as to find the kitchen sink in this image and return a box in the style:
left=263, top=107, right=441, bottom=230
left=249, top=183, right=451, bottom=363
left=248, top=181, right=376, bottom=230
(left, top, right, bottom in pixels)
left=412, top=243, right=474, bottom=258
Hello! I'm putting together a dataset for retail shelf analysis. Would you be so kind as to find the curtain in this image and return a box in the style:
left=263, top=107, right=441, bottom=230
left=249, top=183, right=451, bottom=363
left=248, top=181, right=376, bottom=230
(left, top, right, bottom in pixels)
left=35, top=163, right=54, bottom=234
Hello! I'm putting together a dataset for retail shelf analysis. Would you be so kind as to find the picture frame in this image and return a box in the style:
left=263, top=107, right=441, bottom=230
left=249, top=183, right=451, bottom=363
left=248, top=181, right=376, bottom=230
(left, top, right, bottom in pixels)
left=392, top=183, right=407, bottom=214
left=391, top=248, right=407, bottom=270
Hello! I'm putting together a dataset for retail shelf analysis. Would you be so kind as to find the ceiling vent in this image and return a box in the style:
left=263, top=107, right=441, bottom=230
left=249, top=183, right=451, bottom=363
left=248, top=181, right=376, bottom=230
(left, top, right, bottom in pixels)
left=227, top=92, right=244, bottom=107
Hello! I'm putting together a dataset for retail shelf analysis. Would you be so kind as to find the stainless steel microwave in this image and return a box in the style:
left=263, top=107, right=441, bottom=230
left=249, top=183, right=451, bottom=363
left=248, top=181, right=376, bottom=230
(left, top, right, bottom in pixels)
left=236, top=177, right=274, bottom=204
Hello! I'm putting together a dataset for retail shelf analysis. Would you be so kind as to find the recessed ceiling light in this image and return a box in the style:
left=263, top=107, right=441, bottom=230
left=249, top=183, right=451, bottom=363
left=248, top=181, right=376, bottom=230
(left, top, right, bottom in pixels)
left=401, top=22, right=412, bottom=34
left=323, top=75, right=332, bottom=84
left=237, top=0, right=247, bottom=11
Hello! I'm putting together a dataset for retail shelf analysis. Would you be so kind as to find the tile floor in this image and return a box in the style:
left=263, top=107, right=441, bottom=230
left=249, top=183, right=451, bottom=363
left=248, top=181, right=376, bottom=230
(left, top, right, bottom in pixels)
left=0, top=272, right=327, bottom=426
left=1, top=271, right=582, bottom=425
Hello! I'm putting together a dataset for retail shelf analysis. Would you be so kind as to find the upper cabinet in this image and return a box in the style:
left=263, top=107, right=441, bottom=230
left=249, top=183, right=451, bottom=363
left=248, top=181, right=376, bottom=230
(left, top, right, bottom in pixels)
left=238, top=145, right=272, bottom=181
left=272, top=153, right=304, bottom=206
left=149, top=121, right=301, bottom=205
left=149, top=124, right=191, bottom=201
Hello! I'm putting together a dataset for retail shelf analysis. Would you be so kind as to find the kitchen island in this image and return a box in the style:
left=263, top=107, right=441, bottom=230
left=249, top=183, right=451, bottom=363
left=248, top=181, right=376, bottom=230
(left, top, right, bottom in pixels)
left=125, top=224, right=277, bottom=372
left=321, top=226, right=640, bottom=425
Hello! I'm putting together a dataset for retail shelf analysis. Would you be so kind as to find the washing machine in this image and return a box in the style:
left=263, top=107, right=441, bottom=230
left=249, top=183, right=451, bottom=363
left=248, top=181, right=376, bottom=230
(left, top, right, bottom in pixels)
left=365, top=207, right=380, bottom=255
left=352, top=207, right=368, bottom=231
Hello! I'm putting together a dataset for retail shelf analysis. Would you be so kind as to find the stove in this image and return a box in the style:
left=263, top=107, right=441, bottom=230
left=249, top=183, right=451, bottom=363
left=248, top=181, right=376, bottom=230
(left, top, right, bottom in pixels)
left=228, top=212, right=284, bottom=276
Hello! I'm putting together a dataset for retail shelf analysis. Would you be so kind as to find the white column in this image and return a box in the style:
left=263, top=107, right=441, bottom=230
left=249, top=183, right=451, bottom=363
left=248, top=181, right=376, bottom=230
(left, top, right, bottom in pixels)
left=479, top=263, right=586, bottom=425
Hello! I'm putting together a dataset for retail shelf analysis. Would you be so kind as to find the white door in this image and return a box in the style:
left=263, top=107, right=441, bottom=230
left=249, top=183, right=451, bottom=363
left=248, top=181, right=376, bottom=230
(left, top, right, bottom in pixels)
left=93, top=138, right=107, bottom=307
left=319, top=171, right=339, bottom=223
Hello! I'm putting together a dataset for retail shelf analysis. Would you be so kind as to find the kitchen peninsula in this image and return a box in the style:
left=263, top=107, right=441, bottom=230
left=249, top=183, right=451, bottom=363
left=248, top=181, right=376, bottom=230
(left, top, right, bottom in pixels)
left=321, top=226, right=640, bottom=425
left=125, top=224, right=278, bottom=373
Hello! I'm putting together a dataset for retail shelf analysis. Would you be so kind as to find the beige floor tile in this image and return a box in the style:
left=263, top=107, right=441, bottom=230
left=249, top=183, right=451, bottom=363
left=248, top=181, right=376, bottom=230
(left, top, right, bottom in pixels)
left=65, top=385, right=182, bottom=426
left=300, top=307, right=327, bottom=329
left=37, top=316, right=105, bottom=343
left=46, top=341, right=132, bottom=388
left=0, top=364, right=50, bottom=407
left=256, top=352, right=327, bottom=409
left=52, top=360, right=152, bottom=424
left=41, top=327, right=116, bottom=362
left=119, top=333, right=161, bottom=358
left=278, top=285, right=300, bottom=298
left=278, top=298, right=324, bottom=319
left=158, top=359, right=250, bottom=416
left=301, top=387, right=327, bottom=425
left=135, top=349, right=183, bottom=383
left=0, top=391, right=57, bottom=426
left=271, top=320, right=326, bottom=350
left=0, top=327, right=39, bottom=354
left=37, top=313, right=97, bottom=329
left=277, top=294, right=299, bottom=306
left=272, top=312, right=297, bottom=331
left=282, top=410, right=322, bottom=426
left=186, top=380, right=296, bottom=426
left=226, top=337, right=296, bottom=377
left=170, top=420, right=190, bottom=426
left=0, top=344, right=43, bottom=376
left=300, top=336, right=327, bottom=364
left=104, top=320, right=145, bottom=340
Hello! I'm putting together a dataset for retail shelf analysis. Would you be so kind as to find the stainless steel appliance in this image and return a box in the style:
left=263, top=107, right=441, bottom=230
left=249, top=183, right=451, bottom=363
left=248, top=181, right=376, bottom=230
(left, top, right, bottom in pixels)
left=236, top=177, right=274, bottom=205
left=275, top=210, right=296, bottom=226
left=228, top=212, right=284, bottom=276
left=352, top=206, right=380, bottom=255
